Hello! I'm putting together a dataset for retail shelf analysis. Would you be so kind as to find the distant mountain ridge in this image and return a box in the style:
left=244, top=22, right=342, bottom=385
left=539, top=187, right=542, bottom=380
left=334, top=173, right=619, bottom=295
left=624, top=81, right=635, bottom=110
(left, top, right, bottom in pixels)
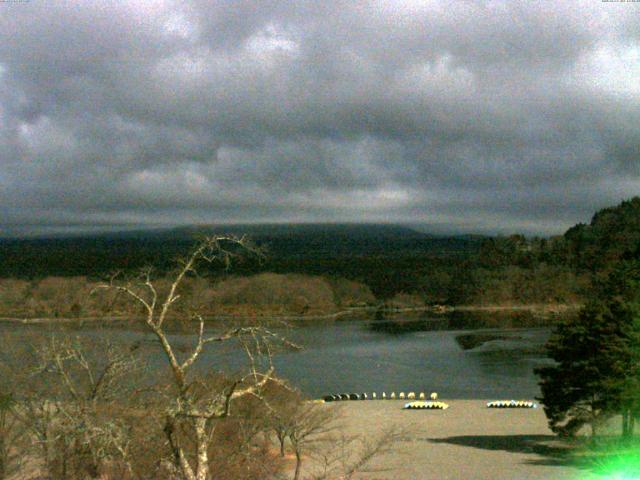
left=1, top=222, right=436, bottom=241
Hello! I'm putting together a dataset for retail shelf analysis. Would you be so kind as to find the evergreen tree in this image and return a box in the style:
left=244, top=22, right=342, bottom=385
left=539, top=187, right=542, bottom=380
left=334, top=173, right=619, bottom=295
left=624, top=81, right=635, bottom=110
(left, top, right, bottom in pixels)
left=536, top=261, right=640, bottom=437
left=599, top=261, right=640, bottom=437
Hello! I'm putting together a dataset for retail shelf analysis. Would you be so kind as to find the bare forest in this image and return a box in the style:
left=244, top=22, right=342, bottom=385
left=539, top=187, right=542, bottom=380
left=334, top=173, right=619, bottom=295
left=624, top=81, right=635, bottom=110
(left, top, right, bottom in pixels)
left=0, top=237, right=400, bottom=480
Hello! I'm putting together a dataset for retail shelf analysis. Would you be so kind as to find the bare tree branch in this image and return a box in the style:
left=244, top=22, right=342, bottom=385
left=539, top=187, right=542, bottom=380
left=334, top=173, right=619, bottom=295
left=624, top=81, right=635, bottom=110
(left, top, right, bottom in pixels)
left=88, top=235, right=289, bottom=480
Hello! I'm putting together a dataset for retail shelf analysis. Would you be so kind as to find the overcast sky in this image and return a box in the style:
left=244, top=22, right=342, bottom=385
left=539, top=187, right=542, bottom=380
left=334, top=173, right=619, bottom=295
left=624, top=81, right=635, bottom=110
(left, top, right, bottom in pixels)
left=0, top=0, right=638, bottom=237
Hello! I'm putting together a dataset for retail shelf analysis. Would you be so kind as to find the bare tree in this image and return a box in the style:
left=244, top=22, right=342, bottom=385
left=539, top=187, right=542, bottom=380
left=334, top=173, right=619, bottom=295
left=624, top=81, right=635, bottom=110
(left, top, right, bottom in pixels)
left=264, top=384, right=404, bottom=480
left=309, top=425, right=407, bottom=480
left=0, top=236, right=405, bottom=480
left=3, top=331, right=145, bottom=479
left=94, top=236, right=295, bottom=480
left=206, top=390, right=285, bottom=480
left=263, top=382, right=338, bottom=480
left=287, top=404, right=336, bottom=480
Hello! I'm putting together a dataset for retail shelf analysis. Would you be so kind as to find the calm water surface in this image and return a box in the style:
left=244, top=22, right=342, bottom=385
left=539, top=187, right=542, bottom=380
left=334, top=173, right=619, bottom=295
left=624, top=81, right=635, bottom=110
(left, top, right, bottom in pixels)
left=260, top=320, right=551, bottom=399
left=1, top=313, right=554, bottom=399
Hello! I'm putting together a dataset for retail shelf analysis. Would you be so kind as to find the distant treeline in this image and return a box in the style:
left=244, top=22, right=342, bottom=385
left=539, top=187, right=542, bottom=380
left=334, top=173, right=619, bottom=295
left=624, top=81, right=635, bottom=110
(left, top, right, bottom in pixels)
left=423, top=197, right=640, bottom=305
left=0, top=273, right=376, bottom=319
left=0, top=224, right=482, bottom=304
left=1, top=198, right=639, bottom=310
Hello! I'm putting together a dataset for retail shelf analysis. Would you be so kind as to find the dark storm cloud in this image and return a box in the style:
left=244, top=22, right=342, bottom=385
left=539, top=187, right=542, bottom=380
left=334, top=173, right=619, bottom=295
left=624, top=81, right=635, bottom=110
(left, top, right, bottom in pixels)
left=0, top=0, right=639, bottom=236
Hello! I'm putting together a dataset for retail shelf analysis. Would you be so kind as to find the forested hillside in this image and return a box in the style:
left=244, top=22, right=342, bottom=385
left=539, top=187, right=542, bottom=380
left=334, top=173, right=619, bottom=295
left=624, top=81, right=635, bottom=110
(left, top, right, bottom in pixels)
left=434, top=198, right=640, bottom=305
left=1, top=198, right=638, bottom=314
left=563, top=197, right=640, bottom=273
left=0, top=224, right=481, bottom=302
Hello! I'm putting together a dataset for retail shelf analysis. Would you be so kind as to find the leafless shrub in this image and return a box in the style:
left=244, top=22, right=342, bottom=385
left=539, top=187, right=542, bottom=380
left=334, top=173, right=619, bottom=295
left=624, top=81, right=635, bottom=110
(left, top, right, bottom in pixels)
left=209, top=273, right=337, bottom=315
left=0, top=279, right=31, bottom=317
left=327, top=278, right=375, bottom=308
left=309, top=425, right=407, bottom=480
left=1, top=330, right=148, bottom=479
left=0, top=392, right=26, bottom=480
left=28, top=277, right=93, bottom=318
left=260, top=382, right=337, bottom=479
left=287, top=404, right=336, bottom=480
left=0, top=272, right=375, bottom=320
left=261, top=382, right=404, bottom=480
left=206, top=392, right=285, bottom=480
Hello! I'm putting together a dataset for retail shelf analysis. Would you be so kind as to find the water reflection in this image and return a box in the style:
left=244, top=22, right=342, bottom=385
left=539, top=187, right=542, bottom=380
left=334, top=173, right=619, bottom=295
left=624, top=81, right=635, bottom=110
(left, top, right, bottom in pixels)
left=368, top=317, right=449, bottom=334
left=367, top=308, right=562, bottom=334
left=454, top=333, right=515, bottom=350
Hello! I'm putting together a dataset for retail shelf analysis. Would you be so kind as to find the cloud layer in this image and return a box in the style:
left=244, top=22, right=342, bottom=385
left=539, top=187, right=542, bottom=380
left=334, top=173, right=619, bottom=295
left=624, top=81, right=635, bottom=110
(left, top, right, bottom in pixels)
left=1, top=0, right=639, bottom=235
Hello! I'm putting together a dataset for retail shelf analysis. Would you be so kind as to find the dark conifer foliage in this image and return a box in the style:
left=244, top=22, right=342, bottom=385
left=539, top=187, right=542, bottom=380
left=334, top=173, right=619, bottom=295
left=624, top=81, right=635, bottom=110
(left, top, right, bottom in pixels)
left=536, top=261, right=640, bottom=437
left=563, top=197, right=640, bottom=273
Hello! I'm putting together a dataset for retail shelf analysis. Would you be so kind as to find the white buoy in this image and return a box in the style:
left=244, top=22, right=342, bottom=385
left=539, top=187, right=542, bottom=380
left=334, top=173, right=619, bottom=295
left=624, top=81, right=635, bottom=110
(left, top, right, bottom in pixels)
left=399, top=392, right=406, bottom=399
left=372, top=392, right=377, bottom=399
left=430, top=392, right=438, bottom=400
left=391, top=392, right=396, bottom=399
left=382, top=392, right=387, bottom=399
left=408, top=392, right=416, bottom=399
left=419, top=392, right=426, bottom=400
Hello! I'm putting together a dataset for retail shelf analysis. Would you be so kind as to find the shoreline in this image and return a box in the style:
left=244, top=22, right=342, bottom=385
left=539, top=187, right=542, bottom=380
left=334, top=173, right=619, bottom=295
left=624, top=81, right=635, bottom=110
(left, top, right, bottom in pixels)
left=0, top=303, right=580, bottom=325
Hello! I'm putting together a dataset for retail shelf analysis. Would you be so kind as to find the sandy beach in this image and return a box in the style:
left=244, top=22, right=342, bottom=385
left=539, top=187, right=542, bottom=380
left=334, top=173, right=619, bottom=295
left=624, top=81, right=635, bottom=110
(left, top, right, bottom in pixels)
left=318, top=400, right=597, bottom=480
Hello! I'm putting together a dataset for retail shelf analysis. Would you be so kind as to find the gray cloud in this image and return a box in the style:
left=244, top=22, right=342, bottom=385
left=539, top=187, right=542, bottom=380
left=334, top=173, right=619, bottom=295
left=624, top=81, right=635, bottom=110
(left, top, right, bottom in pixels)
left=0, top=0, right=639, bottom=236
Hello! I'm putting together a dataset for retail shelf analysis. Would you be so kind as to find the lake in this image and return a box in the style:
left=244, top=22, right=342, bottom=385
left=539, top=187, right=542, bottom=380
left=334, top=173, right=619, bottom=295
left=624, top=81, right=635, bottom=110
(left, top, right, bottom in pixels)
left=0, top=311, right=555, bottom=399
left=262, top=317, right=552, bottom=399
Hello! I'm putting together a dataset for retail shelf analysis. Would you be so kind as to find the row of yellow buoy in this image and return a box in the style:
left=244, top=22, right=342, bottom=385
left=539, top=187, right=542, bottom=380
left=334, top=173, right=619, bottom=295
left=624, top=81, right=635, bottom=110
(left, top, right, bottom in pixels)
left=321, top=393, right=537, bottom=410
left=486, top=400, right=537, bottom=408
left=403, top=401, right=449, bottom=410
left=323, top=391, right=439, bottom=402
left=404, top=400, right=539, bottom=410
left=320, top=394, right=538, bottom=411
